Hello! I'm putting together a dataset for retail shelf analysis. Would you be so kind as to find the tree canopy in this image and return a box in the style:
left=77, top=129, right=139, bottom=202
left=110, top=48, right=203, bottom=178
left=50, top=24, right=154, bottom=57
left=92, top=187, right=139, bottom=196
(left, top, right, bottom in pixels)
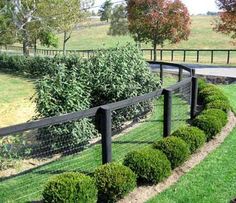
left=127, top=0, right=191, bottom=60
left=98, top=0, right=112, bottom=22
left=214, top=0, right=236, bottom=40
left=108, top=4, right=129, bottom=36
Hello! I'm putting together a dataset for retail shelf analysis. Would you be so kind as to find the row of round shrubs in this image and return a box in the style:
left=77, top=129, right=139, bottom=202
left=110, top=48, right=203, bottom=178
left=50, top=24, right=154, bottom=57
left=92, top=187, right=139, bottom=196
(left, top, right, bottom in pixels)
left=194, top=78, right=230, bottom=141
left=42, top=79, right=230, bottom=203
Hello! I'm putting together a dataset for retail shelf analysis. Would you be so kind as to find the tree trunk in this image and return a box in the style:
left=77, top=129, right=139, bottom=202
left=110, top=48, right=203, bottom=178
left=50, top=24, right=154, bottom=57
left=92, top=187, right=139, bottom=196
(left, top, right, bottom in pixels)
left=63, top=31, right=67, bottom=55
left=153, top=42, right=157, bottom=61
left=22, top=29, right=30, bottom=56
left=34, top=39, right=37, bottom=56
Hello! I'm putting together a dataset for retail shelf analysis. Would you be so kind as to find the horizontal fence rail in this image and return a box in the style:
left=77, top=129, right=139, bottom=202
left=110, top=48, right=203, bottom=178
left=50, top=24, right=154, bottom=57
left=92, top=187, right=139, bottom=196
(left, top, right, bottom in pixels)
left=1, top=45, right=236, bottom=64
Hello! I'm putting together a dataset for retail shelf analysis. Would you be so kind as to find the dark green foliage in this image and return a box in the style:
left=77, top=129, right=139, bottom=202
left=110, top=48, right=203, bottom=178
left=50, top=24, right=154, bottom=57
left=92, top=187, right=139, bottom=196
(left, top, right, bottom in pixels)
left=153, top=137, right=190, bottom=169
left=35, top=64, right=97, bottom=153
left=86, top=45, right=160, bottom=129
left=192, top=114, right=222, bottom=141
left=0, top=54, right=29, bottom=73
left=198, top=78, right=208, bottom=92
left=172, top=126, right=206, bottom=153
left=204, top=93, right=229, bottom=104
left=123, top=148, right=171, bottom=184
left=206, top=100, right=231, bottom=112
left=42, top=172, right=97, bottom=203
left=199, top=84, right=224, bottom=103
left=94, top=162, right=137, bottom=202
left=201, top=109, right=228, bottom=127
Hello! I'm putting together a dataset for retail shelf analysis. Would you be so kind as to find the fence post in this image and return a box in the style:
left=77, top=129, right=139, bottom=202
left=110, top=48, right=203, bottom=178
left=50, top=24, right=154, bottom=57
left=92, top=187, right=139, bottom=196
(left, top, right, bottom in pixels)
left=178, top=67, right=183, bottom=82
left=163, top=89, right=172, bottom=137
left=227, top=50, right=230, bottom=64
left=197, top=50, right=200, bottom=63
left=96, top=105, right=112, bottom=164
left=171, top=50, right=174, bottom=61
left=191, top=76, right=198, bottom=119
left=211, top=50, right=214, bottom=63
left=183, top=50, right=186, bottom=62
left=160, top=64, right=164, bottom=84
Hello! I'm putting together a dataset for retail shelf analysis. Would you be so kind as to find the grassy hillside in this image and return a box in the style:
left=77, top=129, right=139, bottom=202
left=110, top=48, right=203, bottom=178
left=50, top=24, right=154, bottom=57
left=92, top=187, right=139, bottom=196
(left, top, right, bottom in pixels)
left=54, top=16, right=235, bottom=50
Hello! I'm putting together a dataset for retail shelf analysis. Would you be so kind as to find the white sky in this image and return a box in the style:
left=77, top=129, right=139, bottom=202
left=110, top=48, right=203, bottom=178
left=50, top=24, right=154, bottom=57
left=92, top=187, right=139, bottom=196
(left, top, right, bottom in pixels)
left=93, top=0, right=219, bottom=15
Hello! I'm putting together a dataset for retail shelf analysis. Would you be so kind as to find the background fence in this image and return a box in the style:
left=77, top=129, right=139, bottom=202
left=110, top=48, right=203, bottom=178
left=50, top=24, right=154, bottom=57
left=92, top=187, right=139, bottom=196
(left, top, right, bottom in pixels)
left=0, top=61, right=197, bottom=202
left=1, top=45, right=236, bottom=65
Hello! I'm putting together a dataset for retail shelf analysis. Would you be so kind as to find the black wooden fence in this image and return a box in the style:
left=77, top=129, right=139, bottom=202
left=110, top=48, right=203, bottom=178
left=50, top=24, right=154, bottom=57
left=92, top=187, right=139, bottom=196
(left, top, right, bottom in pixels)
left=0, top=61, right=198, bottom=202
left=0, top=61, right=197, bottom=164
left=1, top=45, right=236, bottom=64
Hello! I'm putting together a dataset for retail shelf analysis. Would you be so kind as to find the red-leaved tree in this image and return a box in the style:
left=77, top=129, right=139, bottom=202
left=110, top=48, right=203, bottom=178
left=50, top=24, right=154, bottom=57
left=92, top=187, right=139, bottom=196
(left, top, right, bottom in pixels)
left=127, top=0, right=191, bottom=61
left=214, top=0, right=236, bottom=40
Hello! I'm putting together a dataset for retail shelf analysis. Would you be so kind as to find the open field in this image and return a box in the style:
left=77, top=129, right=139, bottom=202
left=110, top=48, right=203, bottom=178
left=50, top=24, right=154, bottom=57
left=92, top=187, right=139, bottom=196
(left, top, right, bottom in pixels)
left=0, top=73, right=35, bottom=127
left=147, top=84, right=236, bottom=203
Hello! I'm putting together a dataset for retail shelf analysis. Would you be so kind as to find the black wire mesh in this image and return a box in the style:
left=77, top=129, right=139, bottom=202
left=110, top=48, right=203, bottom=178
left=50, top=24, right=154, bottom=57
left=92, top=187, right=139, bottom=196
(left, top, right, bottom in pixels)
left=111, top=97, right=163, bottom=163
left=0, top=116, right=103, bottom=202
left=171, top=80, right=191, bottom=132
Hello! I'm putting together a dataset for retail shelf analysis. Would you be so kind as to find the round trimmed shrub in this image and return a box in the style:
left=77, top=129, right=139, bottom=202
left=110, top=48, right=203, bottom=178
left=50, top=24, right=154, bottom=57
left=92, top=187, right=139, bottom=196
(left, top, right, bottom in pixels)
left=198, top=78, right=208, bottom=92
left=199, top=85, right=223, bottom=103
left=204, top=93, right=229, bottom=104
left=123, top=148, right=171, bottom=184
left=201, top=109, right=228, bottom=127
left=42, top=172, right=97, bottom=203
left=94, top=162, right=136, bottom=202
left=206, top=100, right=231, bottom=113
left=172, top=126, right=206, bottom=153
left=153, top=137, right=190, bottom=169
left=192, top=114, right=222, bottom=141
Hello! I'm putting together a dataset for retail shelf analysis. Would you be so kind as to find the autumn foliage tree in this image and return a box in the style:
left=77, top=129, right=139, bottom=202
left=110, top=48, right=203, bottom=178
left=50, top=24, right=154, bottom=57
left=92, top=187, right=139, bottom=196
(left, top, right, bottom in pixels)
left=214, top=0, right=236, bottom=40
left=127, top=0, right=191, bottom=61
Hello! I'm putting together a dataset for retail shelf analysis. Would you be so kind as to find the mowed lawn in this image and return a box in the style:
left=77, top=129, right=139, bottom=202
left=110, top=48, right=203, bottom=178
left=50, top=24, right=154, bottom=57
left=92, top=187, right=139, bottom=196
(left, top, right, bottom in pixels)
left=0, top=73, right=35, bottom=127
left=0, top=95, right=190, bottom=202
left=147, top=84, right=236, bottom=203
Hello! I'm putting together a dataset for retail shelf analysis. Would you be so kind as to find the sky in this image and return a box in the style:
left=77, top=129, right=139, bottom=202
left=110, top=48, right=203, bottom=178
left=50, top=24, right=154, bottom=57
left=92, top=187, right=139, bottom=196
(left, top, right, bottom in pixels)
left=93, top=0, right=219, bottom=15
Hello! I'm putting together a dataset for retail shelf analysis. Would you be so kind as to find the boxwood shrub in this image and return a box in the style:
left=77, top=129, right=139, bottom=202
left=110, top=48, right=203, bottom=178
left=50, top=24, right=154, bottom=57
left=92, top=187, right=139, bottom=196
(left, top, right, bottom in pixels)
left=206, top=100, right=231, bottom=113
left=192, top=114, right=222, bottom=141
left=94, top=162, right=136, bottom=202
left=172, top=126, right=206, bottom=153
left=42, top=172, right=97, bottom=203
left=153, top=137, right=190, bottom=169
left=123, top=148, right=171, bottom=184
left=201, top=109, right=228, bottom=127
left=204, top=93, right=229, bottom=104
left=198, top=78, right=208, bottom=91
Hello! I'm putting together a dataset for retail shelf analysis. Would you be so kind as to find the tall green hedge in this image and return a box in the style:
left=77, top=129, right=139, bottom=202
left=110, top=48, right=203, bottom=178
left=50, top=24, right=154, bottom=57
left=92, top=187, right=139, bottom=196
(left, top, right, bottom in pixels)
left=33, top=44, right=160, bottom=153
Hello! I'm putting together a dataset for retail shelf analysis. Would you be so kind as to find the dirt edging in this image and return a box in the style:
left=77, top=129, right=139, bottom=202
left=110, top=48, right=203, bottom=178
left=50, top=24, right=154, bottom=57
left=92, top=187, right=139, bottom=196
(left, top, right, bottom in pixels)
left=119, top=111, right=236, bottom=203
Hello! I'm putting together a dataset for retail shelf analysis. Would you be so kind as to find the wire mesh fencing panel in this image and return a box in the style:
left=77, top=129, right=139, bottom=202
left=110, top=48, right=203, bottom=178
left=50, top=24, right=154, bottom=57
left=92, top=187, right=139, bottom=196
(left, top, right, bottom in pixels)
left=0, top=116, right=103, bottom=203
left=171, top=80, right=192, bottom=132
left=110, top=97, right=163, bottom=163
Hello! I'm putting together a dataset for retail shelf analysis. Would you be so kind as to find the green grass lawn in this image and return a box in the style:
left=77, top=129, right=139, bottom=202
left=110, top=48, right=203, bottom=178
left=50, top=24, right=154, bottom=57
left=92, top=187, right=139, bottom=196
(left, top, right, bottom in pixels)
left=0, top=73, right=35, bottom=127
left=219, top=84, right=236, bottom=112
left=147, top=84, right=236, bottom=203
left=0, top=95, right=190, bottom=202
